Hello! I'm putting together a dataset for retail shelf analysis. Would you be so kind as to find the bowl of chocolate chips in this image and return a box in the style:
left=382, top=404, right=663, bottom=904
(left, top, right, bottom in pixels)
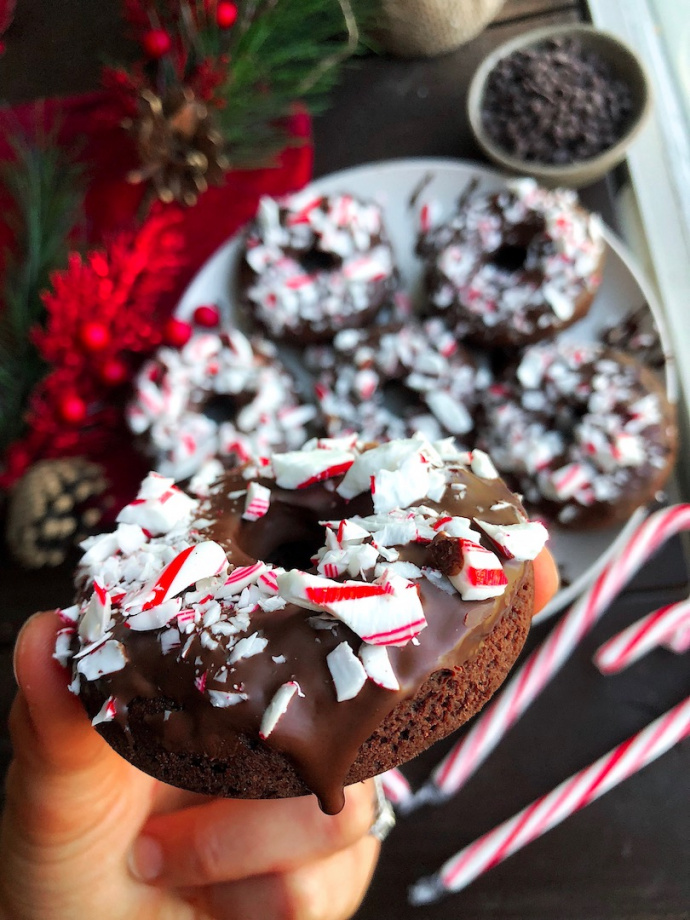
left=467, top=24, right=652, bottom=187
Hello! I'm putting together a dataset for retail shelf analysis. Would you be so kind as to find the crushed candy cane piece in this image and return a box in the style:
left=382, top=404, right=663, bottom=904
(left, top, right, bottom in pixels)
left=92, top=696, right=117, bottom=726
left=359, top=643, right=400, bottom=691
left=243, top=482, right=271, bottom=521
left=260, top=680, right=303, bottom=739
left=470, top=450, right=499, bottom=480
left=327, top=642, right=368, bottom=701
left=208, top=689, right=248, bottom=708
left=273, top=448, right=355, bottom=489
left=475, top=519, right=549, bottom=561
left=278, top=569, right=426, bottom=646
left=136, top=541, right=227, bottom=610
left=79, top=580, right=111, bottom=644
left=448, top=540, right=508, bottom=601
left=76, top=640, right=127, bottom=680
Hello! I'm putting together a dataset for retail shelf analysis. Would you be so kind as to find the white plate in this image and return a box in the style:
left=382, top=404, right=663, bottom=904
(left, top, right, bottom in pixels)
left=174, top=158, right=677, bottom=622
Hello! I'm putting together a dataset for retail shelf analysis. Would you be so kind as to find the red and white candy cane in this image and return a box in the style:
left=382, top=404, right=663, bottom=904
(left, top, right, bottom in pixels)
left=402, top=503, right=690, bottom=809
left=594, top=597, right=690, bottom=674
left=664, top=621, right=690, bottom=654
left=379, top=768, right=412, bottom=805
left=409, top=696, right=690, bottom=904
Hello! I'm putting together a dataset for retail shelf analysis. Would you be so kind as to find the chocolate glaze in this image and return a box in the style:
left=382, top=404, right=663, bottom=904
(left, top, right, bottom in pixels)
left=74, top=465, right=530, bottom=814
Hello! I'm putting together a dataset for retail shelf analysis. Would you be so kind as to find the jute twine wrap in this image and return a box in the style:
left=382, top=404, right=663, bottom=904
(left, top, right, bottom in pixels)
left=377, top=0, right=506, bottom=58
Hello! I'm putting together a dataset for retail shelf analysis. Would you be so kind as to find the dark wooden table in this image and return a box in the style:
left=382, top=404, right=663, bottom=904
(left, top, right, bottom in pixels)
left=1, top=2, right=688, bottom=918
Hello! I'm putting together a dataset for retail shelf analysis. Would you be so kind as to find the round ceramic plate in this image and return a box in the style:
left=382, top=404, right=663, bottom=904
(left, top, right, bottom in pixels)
left=174, top=158, right=677, bottom=622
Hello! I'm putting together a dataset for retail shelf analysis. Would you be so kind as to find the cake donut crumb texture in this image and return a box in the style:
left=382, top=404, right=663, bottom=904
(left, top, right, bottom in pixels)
left=57, top=435, right=547, bottom=814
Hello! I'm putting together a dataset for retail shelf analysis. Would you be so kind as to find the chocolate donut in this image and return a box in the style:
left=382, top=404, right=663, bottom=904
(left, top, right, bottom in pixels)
left=418, top=179, right=606, bottom=348
left=310, top=319, right=489, bottom=443
left=127, top=329, right=316, bottom=481
left=239, top=191, right=398, bottom=343
left=480, top=343, right=677, bottom=527
left=58, top=435, right=548, bottom=814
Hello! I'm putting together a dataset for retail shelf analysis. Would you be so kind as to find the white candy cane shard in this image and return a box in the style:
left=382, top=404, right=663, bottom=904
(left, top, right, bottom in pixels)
left=469, top=450, right=499, bottom=480
left=272, top=448, right=355, bottom=490
left=260, top=681, right=303, bottom=739
left=126, top=599, right=182, bottom=632
left=229, top=632, right=269, bottom=663
left=372, top=453, right=435, bottom=514
left=277, top=569, right=427, bottom=646
left=91, top=696, right=117, bottom=726
left=338, top=437, right=436, bottom=500
left=243, top=482, right=271, bottom=521
left=136, top=541, right=227, bottom=610
left=327, top=642, right=368, bottom=701
left=117, top=479, right=197, bottom=534
left=359, top=643, right=400, bottom=691
left=78, top=581, right=111, bottom=643
left=208, top=689, right=248, bottom=708
left=474, top=520, right=549, bottom=561
left=54, top=628, right=75, bottom=667
left=447, top=540, right=508, bottom=601
left=76, top=640, right=127, bottom=680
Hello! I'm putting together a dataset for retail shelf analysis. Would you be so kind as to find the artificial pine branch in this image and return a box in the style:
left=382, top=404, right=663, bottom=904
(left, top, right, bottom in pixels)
left=0, top=137, right=84, bottom=453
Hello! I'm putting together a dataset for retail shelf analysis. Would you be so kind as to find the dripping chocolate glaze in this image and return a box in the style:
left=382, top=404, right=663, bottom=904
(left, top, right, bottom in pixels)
left=77, top=466, right=529, bottom=815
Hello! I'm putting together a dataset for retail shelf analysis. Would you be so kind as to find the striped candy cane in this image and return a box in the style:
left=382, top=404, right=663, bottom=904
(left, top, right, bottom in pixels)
left=403, top=504, right=690, bottom=808
left=379, top=768, right=412, bottom=805
left=409, top=696, right=690, bottom=904
left=663, top=621, right=690, bottom=654
left=594, top=597, right=690, bottom=673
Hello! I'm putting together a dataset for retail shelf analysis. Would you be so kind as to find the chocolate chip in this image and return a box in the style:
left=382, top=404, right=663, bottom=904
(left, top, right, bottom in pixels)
left=481, top=38, right=636, bottom=165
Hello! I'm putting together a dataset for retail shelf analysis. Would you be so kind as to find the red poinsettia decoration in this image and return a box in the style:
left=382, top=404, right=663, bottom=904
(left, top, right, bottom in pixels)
left=0, top=211, right=184, bottom=490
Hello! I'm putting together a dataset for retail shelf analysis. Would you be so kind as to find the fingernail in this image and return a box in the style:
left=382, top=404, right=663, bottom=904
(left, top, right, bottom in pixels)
left=13, top=613, right=43, bottom=685
left=129, top=836, right=164, bottom=882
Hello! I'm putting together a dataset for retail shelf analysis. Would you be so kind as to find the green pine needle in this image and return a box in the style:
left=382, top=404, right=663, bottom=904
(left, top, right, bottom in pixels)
left=0, top=136, right=84, bottom=454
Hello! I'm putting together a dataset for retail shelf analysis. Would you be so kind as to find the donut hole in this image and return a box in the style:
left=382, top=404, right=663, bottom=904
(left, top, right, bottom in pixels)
left=201, top=394, right=241, bottom=425
left=299, top=247, right=342, bottom=274
left=265, top=533, right=324, bottom=570
left=489, top=243, right=529, bottom=273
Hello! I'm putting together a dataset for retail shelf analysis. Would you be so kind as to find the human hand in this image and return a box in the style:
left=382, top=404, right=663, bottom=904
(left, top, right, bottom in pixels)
left=0, top=549, right=558, bottom=920
left=0, top=611, right=379, bottom=920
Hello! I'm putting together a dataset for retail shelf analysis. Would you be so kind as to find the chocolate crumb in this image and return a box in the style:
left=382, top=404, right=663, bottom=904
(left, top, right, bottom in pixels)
left=428, top=533, right=464, bottom=576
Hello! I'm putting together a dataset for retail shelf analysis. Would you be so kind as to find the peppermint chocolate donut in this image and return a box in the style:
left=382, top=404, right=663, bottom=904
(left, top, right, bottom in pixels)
left=311, top=319, right=489, bottom=443
left=481, top=343, right=677, bottom=527
left=418, top=179, right=606, bottom=348
left=127, top=329, right=316, bottom=481
left=58, top=435, right=548, bottom=814
left=240, top=191, right=398, bottom=342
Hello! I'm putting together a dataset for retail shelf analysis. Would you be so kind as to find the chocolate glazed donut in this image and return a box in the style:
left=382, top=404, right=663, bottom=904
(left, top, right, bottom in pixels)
left=418, top=178, right=606, bottom=349
left=61, top=436, right=547, bottom=814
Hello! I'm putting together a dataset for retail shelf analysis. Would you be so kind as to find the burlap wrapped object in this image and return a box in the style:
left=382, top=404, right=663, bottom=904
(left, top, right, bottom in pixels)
left=377, top=0, right=506, bottom=58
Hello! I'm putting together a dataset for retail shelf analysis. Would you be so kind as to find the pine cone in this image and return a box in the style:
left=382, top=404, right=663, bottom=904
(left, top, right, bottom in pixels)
left=127, top=86, right=229, bottom=206
left=6, top=458, right=109, bottom=568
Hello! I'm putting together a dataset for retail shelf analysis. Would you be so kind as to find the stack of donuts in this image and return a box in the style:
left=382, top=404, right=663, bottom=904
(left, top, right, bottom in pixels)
left=129, top=177, right=677, bottom=530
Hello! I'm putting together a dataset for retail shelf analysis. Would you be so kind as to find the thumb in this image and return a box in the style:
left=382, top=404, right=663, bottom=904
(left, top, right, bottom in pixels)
left=11, top=610, right=114, bottom=776
left=7, top=611, right=144, bottom=849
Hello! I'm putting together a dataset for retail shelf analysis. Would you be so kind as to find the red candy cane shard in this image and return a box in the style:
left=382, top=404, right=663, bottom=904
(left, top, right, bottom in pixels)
left=409, top=697, right=690, bottom=904
left=243, top=482, right=271, bottom=521
left=272, top=449, right=355, bottom=490
left=139, top=541, right=227, bottom=610
left=278, top=570, right=427, bottom=646
left=448, top=540, right=507, bottom=601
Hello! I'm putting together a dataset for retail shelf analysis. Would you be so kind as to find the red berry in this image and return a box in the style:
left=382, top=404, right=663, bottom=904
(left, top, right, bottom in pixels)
left=59, top=394, right=87, bottom=425
left=193, top=304, right=221, bottom=328
left=80, top=321, right=110, bottom=352
left=142, top=28, right=172, bottom=59
left=164, top=317, right=193, bottom=348
left=217, top=2, right=238, bottom=28
left=99, top=357, right=129, bottom=386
